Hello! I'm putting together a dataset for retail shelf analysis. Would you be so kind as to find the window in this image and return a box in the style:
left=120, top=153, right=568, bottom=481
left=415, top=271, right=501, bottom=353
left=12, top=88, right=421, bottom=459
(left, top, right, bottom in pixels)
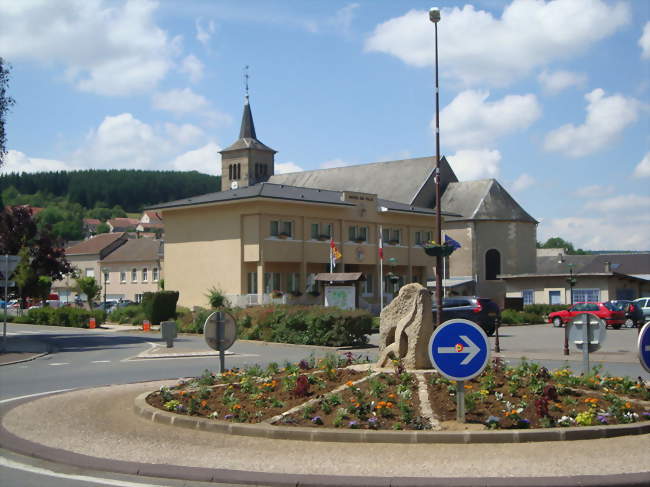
left=311, top=222, right=332, bottom=239
left=270, top=220, right=293, bottom=238
left=142, top=268, right=148, bottom=282
left=362, top=274, right=373, bottom=295
left=131, top=268, right=137, bottom=282
left=85, top=268, right=95, bottom=278
left=572, top=288, right=600, bottom=303
left=247, top=272, right=258, bottom=294
left=287, top=273, right=300, bottom=293
left=549, top=290, right=561, bottom=305
left=522, top=289, right=534, bottom=305
left=348, top=225, right=368, bottom=242
left=120, top=271, right=126, bottom=283
left=382, top=228, right=401, bottom=244
left=152, top=268, right=159, bottom=282
left=485, top=249, right=501, bottom=280
left=415, top=231, right=433, bottom=245
left=264, top=272, right=281, bottom=293
left=135, top=293, right=143, bottom=304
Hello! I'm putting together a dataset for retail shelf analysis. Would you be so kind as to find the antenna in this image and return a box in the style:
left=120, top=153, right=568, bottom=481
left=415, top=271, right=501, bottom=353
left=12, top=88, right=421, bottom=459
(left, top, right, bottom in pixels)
left=243, top=65, right=249, bottom=101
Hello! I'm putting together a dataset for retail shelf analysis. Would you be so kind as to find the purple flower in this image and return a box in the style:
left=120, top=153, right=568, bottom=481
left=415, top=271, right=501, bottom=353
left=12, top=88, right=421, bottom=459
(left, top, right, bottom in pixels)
left=597, top=415, right=609, bottom=424
left=311, top=416, right=323, bottom=425
left=348, top=420, right=359, bottom=429
left=298, top=359, right=310, bottom=370
left=224, top=414, right=234, bottom=420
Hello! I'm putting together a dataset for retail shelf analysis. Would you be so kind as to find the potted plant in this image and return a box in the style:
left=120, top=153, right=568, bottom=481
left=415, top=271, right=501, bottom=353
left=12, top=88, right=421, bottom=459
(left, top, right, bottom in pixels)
left=278, top=232, right=291, bottom=239
left=422, top=240, right=455, bottom=257
left=317, top=235, right=330, bottom=241
left=271, top=290, right=283, bottom=298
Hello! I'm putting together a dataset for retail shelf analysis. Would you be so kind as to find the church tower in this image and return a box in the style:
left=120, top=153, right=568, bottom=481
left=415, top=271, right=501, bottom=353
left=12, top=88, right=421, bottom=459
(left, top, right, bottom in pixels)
left=219, top=92, right=276, bottom=191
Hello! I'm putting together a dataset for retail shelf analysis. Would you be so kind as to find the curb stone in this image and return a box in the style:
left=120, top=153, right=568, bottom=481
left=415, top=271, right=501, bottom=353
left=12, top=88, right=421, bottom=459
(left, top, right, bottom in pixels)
left=134, top=391, right=650, bottom=444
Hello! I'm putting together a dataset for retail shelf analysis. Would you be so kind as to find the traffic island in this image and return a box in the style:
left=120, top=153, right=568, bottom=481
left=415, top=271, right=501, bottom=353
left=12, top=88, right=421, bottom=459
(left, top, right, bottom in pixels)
left=135, top=356, right=650, bottom=443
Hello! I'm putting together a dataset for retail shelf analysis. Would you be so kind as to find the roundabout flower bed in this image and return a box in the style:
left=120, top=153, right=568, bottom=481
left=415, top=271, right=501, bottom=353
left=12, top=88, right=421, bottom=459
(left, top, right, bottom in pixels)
left=145, top=354, right=650, bottom=432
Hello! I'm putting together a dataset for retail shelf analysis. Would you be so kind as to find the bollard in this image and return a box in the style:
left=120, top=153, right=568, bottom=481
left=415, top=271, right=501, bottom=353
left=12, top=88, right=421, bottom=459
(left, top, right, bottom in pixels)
left=89, top=317, right=96, bottom=329
left=143, top=320, right=151, bottom=331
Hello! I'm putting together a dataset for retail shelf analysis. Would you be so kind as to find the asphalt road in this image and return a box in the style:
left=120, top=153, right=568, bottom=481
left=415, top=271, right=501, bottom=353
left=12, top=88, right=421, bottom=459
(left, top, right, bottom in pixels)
left=0, top=322, right=648, bottom=486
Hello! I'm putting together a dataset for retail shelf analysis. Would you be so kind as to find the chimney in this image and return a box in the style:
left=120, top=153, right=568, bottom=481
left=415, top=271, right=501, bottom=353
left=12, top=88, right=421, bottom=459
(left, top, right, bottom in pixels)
left=604, top=261, right=611, bottom=273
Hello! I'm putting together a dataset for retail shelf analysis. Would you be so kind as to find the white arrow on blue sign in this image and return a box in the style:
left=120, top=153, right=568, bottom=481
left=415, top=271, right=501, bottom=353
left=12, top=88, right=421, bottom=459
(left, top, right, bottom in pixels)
left=428, top=319, right=490, bottom=381
left=638, top=322, right=650, bottom=374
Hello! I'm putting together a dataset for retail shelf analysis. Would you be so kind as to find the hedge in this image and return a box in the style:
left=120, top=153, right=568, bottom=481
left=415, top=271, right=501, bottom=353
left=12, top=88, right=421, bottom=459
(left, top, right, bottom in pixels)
left=13, top=307, right=106, bottom=327
left=142, top=291, right=179, bottom=325
left=108, top=305, right=147, bottom=325
left=501, top=304, right=569, bottom=325
left=230, top=305, right=373, bottom=347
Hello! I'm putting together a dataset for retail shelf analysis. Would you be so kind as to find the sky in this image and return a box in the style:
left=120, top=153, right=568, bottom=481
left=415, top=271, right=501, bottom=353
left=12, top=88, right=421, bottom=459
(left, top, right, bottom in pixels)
left=1, top=0, right=649, bottom=251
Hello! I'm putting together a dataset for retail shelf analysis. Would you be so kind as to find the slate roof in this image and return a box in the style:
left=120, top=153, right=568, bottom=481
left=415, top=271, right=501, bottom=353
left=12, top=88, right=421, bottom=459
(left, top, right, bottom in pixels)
left=441, top=179, right=538, bottom=223
left=220, top=98, right=276, bottom=153
left=149, top=182, right=449, bottom=217
left=269, top=156, right=457, bottom=207
left=102, top=239, right=163, bottom=263
left=66, top=233, right=127, bottom=256
left=580, top=253, right=650, bottom=276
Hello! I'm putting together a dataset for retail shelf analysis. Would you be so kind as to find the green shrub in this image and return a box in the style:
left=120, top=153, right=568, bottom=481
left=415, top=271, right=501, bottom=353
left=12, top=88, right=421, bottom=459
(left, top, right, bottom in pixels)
left=109, top=305, right=146, bottom=325
left=501, top=309, right=543, bottom=325
left=19, top=307, right=105, bottom=328
left=523, top=304, right=567, bottom=316
left=205, top=287, right=228, bottom=308
left=231, top=305, right=372, bottom=346
left=142, top=291, right=179, bottom=325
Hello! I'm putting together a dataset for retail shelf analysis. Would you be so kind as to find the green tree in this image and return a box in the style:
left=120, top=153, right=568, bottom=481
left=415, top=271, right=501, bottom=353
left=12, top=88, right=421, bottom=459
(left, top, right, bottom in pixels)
left=0, top=57, right=15, bottom=167
left=538, top=237, right=589, bottom=255
left=96, top=222, right=110, bottom=234
left=74, top=276, right=101, bottom=309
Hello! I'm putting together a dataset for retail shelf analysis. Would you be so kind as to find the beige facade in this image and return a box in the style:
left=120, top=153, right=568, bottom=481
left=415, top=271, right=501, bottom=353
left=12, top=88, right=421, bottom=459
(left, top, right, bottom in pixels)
left=100, top=262, right=162, bottom=302
left=162, top=192, right=440, bottom=309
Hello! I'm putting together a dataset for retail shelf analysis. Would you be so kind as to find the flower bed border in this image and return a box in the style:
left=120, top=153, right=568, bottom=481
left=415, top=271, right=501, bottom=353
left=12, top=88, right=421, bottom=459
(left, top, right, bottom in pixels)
left=133, top=391, right=650, bottom=444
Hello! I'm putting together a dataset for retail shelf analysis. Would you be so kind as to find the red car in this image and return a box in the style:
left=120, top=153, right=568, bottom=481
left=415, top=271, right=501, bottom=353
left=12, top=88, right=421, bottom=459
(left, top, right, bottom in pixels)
left=548, top=302, right=626, bottom=329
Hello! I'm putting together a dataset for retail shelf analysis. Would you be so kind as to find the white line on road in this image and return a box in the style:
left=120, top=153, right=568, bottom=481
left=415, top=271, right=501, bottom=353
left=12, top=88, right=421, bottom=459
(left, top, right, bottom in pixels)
left=48, top=362, right=70, bottom=366
left=92, top=360, right=111, bottom=363
left=0, top=389, right=75, bottom=404
left=0, top=455, right=169, bottom=487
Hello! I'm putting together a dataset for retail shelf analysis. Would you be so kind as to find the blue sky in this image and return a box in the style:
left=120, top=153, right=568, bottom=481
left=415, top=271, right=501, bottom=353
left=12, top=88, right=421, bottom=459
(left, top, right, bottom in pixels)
left=1, top=0, right=649, bottom=250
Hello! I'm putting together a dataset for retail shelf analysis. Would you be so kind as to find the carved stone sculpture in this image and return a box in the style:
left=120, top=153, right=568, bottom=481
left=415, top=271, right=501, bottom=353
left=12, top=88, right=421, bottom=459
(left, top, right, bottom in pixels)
left=377, top=283, right=433, bottom=369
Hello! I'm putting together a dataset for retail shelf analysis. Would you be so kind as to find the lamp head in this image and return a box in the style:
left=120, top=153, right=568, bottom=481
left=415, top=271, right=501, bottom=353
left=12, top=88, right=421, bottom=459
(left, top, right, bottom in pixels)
left=429, top=7, right=441, bottom=23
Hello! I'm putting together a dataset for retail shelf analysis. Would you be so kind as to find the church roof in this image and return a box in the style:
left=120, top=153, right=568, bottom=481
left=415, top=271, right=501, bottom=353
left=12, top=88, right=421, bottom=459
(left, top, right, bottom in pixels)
left=269, top=156, right=457, bottom=206
left=221, top=97, right=276, bottom=153
left=441, top=179, right=538, bottom=223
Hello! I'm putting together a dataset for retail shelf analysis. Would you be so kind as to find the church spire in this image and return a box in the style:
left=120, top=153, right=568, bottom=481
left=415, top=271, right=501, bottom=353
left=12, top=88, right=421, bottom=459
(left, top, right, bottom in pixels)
left=239, top=65, right=256, bottom=139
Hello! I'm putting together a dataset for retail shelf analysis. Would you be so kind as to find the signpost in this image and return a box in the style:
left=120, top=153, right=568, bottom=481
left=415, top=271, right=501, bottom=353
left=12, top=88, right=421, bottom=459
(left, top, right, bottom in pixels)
left=2, top=255, right=20, bottom=352
left=204, top=311, right=237, bottom=373
left=428, top=319, right=490, bottom=422
left=567, top=313, right=607, bottom=375
left=638, top=322, right=650, bottom=374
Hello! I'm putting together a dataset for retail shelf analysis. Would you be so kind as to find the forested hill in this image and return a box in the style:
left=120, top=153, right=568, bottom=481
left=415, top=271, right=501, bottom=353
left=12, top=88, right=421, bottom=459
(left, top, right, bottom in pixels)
left=0, top=170, right=220, bottom=211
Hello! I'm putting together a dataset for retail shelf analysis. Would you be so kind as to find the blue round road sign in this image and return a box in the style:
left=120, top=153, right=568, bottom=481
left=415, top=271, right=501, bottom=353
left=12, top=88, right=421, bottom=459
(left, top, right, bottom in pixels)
left=638, top=322, right=650, bottom=374
left=428, top=319, right=490, bottom=381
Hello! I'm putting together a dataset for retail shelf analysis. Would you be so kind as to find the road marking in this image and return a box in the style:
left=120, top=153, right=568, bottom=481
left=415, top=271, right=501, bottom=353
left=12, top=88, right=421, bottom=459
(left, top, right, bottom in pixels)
left=0, top=455, right=168, bottom=487
left=92, top=360, right=111, bottom=363
left=48, top=362, right=70, bottom=366
left=0, top=389, right=75, bottom=404
left=5, top=331, right=43, bottom=335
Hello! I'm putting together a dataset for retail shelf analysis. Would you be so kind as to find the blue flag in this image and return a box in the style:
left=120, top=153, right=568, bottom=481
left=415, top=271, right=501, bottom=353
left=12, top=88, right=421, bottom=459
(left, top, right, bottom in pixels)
left=444, top=234, right=461, bottom=250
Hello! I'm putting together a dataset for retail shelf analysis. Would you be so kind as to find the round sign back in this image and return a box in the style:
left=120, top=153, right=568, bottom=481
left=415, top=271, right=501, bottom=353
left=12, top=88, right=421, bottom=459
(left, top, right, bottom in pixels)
left=567, top=313, right=606, bottom=353
left=204, top=311, right=237, bottom=351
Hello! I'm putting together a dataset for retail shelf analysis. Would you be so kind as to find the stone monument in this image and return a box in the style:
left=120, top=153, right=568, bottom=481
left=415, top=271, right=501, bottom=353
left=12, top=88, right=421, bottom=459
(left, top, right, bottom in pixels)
left=377, top=283, right=433, bottom=369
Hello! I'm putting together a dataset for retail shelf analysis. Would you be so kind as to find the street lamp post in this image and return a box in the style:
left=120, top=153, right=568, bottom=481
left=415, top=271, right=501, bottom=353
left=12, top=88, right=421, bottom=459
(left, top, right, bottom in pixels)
left=102, top=268, right=108, bottom=324
left=562, top=261, right=576, bottom=356
left=429, top=7, right=443, bottom=327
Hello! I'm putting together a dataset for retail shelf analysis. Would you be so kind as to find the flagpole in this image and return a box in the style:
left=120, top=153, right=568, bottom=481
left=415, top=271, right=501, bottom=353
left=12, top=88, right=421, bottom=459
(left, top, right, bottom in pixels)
left=379, top=225, right=384, bottom=312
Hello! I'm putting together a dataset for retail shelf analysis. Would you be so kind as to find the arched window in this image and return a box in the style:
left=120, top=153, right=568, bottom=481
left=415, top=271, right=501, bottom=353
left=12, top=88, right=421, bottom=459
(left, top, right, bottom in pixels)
left=485, top=249, right=501, bottom=280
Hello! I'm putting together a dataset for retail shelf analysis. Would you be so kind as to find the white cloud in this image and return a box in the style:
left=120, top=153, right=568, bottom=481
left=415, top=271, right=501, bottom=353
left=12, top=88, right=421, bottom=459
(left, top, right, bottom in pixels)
left=196, top=18, right=216, bottom=46
left=640, top=21, right=650, bottom=59
left=544, top=89, right=639, bottom=158
left=332, top=3, right=359, bottom=36
left=152, top=88, right=210, bottom=115
left=440, top=90, right=540, bottom=148
left=320, top=158, right=352, bottom=169
left=171, top=142, right=221, bottom=175
left=0, top=0, right=178, bottom=96
left=574, top=184, right=615, bottom=198
left=1, top=150, right=81, bottom=174
left=538, top=69, right=587, bottom=94
left=275, top=162, right=304, bottom=174
left=634, top=152, right=650, bottom=178
left=180, top=54, right=204, bottom=83
left=447, top=149, right=501, bottom=181
left=511, top=173, right=535, bottom=192
left=584, top=194, right=650, bottom=212
left=364, top=0, right=629, bottom=87
left=539, top=215, right=650, bottom=251
left=164, top=123, right=205, bottom=146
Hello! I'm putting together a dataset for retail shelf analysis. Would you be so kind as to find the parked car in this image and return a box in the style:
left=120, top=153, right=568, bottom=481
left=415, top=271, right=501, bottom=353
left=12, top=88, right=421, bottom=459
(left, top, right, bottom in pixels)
left=45, top=293, right=61, bottom=308
left=547, top=302, right=626, bottom=329
left=115, top=299, right=136, bottom=308
left=632, top=297, right=650, bottom=323
left=607, top=300, right=644, bottom=328
left=432, top=296, right=500, bottom=336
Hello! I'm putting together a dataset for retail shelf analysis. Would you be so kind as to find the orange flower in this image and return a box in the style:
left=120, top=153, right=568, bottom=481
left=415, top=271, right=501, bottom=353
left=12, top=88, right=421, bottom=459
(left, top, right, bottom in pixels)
left=625, top=402, right=632, bottom=409
left=346, top=381, right=354, bottom=387
left=179, top=390, right=186, bottom=396
left=464, top=384, right=473, bottom=389
left=385, top=402, right=393, bottom=408
left=387, top=393, right=396, bottom=399
left=200, top=400, right=208, bottom=407
left=233, top=404, right=242, bottom=410
left=355, top=402, right=361, bottom=408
